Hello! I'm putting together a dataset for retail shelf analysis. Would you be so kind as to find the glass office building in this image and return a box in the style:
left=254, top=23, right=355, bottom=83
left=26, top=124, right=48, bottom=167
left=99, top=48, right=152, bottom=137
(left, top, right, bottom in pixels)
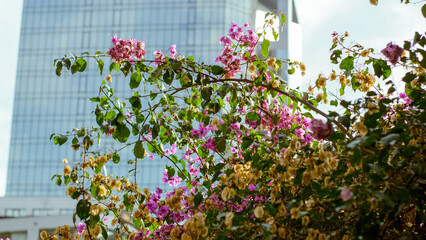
left=6, top=0, right=301, bottom=196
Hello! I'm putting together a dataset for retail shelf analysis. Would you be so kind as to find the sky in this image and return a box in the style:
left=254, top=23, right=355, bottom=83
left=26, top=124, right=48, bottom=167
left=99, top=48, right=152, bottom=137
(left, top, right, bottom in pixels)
left=0, top=0, right=424, bottom=196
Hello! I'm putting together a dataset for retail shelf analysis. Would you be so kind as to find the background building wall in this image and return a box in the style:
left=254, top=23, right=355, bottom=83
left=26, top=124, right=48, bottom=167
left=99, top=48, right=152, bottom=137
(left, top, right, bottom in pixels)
left=6, top=0, right=300, bottom=197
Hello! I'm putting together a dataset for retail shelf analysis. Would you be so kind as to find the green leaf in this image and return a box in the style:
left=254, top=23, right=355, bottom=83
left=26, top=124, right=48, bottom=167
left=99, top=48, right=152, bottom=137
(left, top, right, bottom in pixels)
left=88, top=214, right=100, bottom=228
left=280, top=13, right=286, bottom=25
left=339, top=83, right=345, bottom=96
left=104, top=110, right=116, bottom=120
left=56, top=62, right=63, bottom=77
left=71, top=61, right=80, bottom=74
left=53, top=135, right=68, bottom=145
left=63, top=58, right=71, bottom=70
left=272, top=28, right=279, bottom=41
left=130, top=72, right=142, bottom=89
left=261, top=39, right=270, bottom=58
left=97, top=59, right=104, bottom=75
left=339, top=56, right=354, bottom=71
left=214, top=137, right=226, bottom=153
left=194, top=193, right=203, bottom=209
left=246, top=112, right=261, bottom=127
left=110, top=62, right=119, bottom=72
left=330, top=50, right=342, bottom=64
left=101, top=226, right=108, bottom=240
left=163, top=70, right=173, bottom=85
left=166, top=165, right=175, bottom=178
left=422, top=4, right=426, bottom=18
left=115, top=124, right=130, bottom=143
left=112, top=153, right=120, bottom=164
left=201, top=87, right=213, bottom=101
left=134, top=140, right=145, bottom=159
left=64, top=175, right=71, bottom=186
left=186, top=56, right=195, bottom=62
left=76, top=58, right=87, bottom=72
left=242, top=137, right=253, bottom=149
left=212, top=65, right=224, bottom=75
left=373, top=60, right=391, bottom=79
left=76, top=199, right=91, bottom=220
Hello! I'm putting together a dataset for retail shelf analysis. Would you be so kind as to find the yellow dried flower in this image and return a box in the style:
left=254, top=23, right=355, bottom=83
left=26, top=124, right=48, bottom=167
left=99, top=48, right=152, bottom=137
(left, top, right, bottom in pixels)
left=62, top=158, right=68, bottom=164
left=266, top=57, right=277, bottom=67
left=181, top=233, right=192, bottom=240
left=98, top=185, right=107, bottom=197
left=361, top=49, right=369, bottom=57
left=290, top=207, right=300, bottom=219
left=248, top=64, right=256, bottom=74
left=299, top=62, right=306, bottom=72
left=63, top=225, right=70, bottom=231
left=370, top=0, right=378, bottom=6
left=272, top=80, right=280, bottom=88
left=114, top=233, right=121, bottom=240
left=89, top=204, right=103, bottom=216
left=106, top=74, right=112, bottom=82
left=346, top=78, right=351, bottom=86
left=99, top=155, right=108, bottom=164
left=62, top=231, right=71, bottom=239
left=316, top=93, right=323, bottom=101
left=330, top=72, right=337, bottom=80
left=64, top=165, right=71, bottom=176
left=307, top=85, right=314, bottom=94
left=211, top=118, right=220, bottom=127
left=339, top=75, right=346, bottom=85
left=278, top=227, right=287, bottom=238
left=302, top=171, right=312, bottom=185
left=225, top=212, right=234, bottom=228
left=354, top=121, right=368, bottom=136
left=302, top=215, right=310, bottom=226
left=65, top=186, right=76, bottom=196
left=254, top=205, right=265, bottom=218
left=40, top=230, right=48, bottom=240
left=324, top=176, right=331, bottom=187
left=111, top=218, right=118, bottom=226
left=317, top=74, right=326, bottom=88
left=411, top=79, right=418, bottom=88
left=183, top=76, right=191, bottom=84
left=170, top=226, right=180, bottom=238
left=318, top=233, right=326, bottom=240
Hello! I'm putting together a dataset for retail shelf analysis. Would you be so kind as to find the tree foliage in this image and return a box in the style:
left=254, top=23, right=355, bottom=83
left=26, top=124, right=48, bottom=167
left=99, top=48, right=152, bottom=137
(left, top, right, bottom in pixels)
left=45, top=5, right=425, bottom=240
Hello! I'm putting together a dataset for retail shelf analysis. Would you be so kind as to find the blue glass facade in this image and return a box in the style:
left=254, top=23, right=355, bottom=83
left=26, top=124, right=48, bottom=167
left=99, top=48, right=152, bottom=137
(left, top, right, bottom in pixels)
left=7, top=0, right=299, bottom=196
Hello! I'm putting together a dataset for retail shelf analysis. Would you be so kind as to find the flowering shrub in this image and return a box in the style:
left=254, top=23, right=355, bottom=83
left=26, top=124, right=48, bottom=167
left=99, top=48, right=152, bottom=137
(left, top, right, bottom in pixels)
left=48, top=3, right=425, bottom=240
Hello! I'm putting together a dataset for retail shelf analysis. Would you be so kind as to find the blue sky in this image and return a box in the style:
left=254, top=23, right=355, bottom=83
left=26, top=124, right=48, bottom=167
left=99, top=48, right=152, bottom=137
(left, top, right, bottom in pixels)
left=0, top=0, right=424, bottom=196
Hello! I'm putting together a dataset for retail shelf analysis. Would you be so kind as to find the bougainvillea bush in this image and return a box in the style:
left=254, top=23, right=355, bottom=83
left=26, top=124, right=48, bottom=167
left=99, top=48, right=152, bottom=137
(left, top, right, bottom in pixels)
left=46, top=4, right=425, bottom=240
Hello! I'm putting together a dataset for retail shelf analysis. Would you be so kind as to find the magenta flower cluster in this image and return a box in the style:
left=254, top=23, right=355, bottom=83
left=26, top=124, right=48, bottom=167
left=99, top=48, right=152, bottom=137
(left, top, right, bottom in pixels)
left=108, top=36, right=147, bottom=61
left=309, top=119, right=334, bottom=140
left=216, top=22, right=258, bottom=78
left=381, top=42, right=404, bottom=65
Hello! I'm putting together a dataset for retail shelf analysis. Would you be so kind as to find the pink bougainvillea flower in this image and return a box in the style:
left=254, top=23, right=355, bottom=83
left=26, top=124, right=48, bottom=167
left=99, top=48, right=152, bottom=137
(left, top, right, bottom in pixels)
left=77, top=222, right=85, bottom=235
left=381, top=42, right=404, bottom=65
left=309, top=119, right=334, bottom=140
left=170, top=45, right=177, bottom=59
left=248, top=184, right=256, bottom=191
left=109, top=36, right=146, bottom=61
left=106, top=126, right=114, bottom=136
left=340, top=187, right=353, bottom=201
